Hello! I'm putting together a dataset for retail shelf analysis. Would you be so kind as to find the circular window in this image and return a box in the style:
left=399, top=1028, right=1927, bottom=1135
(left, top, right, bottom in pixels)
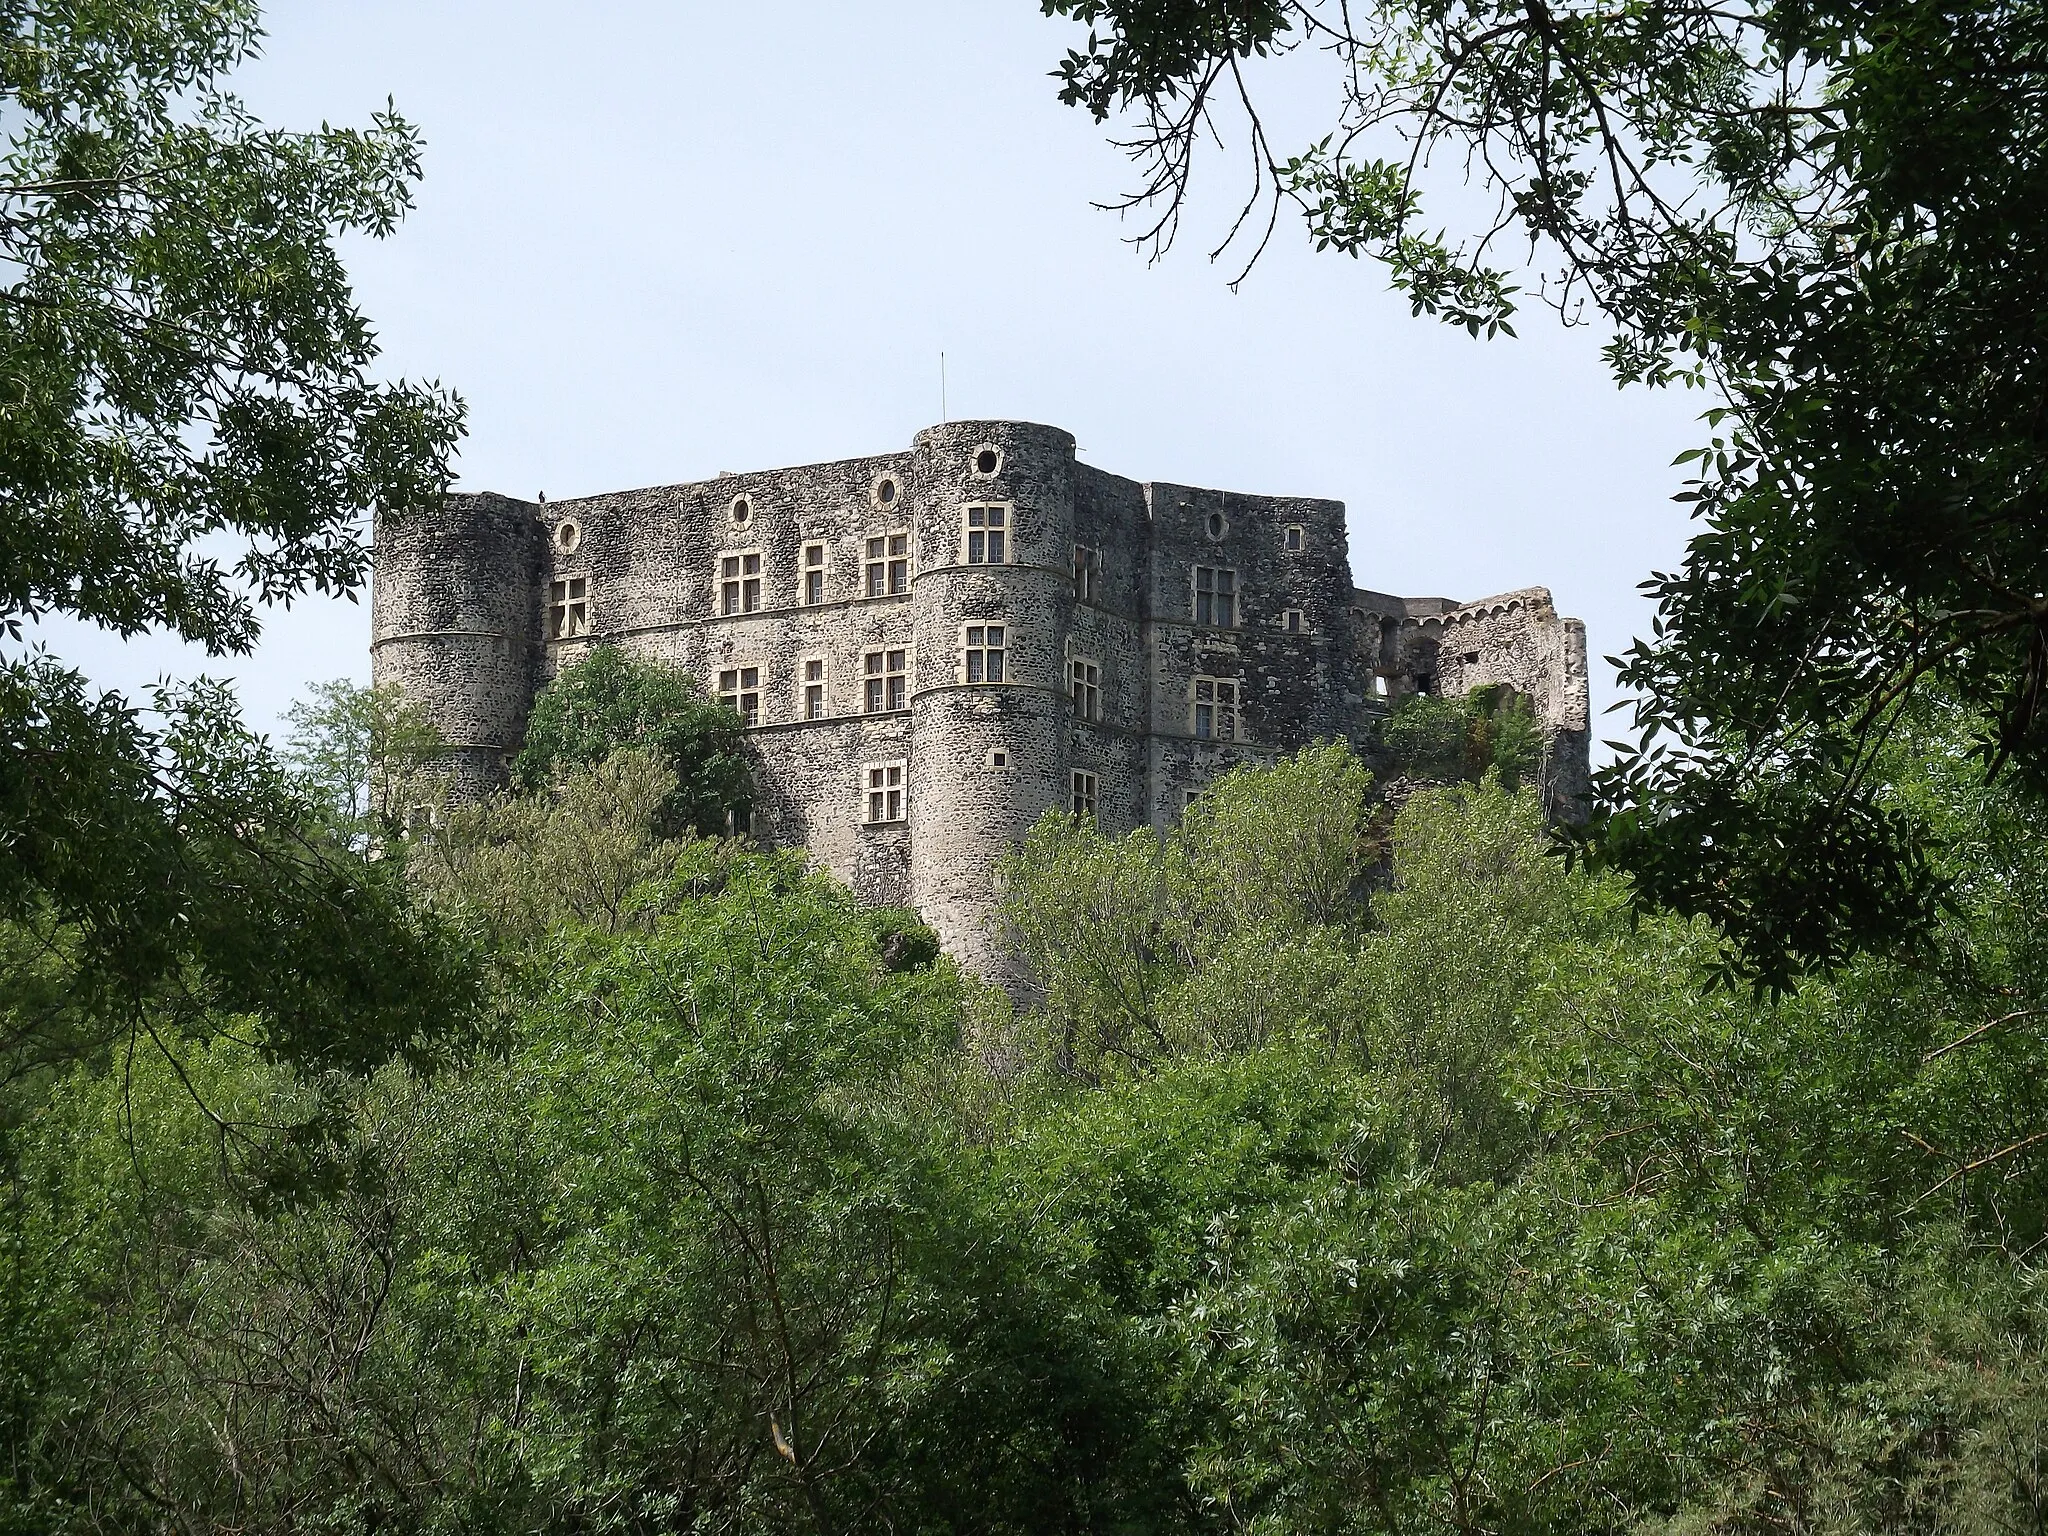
left=1206, top=511, right=1228, bottom=539
left=730, top=495, right=752, bottom=526
left=873, top=475, right=900, bottom=509
left=973, top=446, right=1002, bottom=476
left=554, top=519, right=582, bottom=555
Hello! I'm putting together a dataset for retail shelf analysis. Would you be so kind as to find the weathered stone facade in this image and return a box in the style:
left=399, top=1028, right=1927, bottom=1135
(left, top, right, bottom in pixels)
left=372, top=420, right=1589, bottom=975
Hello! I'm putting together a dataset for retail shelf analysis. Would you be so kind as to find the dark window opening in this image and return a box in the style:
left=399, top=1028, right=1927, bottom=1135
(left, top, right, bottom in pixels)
left=1070, top=770, right=1098, bottom=819
left=718, top=666, right=762, bottom=725
left=965, top=625, right=1006, bottom=684
left=965, top=505, right=1006, bottom=564
left=1194, top=566, right=1236, bottom=628
left=864, top=648, right=908, bottom=712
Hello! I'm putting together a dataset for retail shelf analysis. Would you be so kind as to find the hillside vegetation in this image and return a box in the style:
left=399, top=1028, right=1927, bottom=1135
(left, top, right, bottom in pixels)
left=6, top=655, right=2048, bottom=1534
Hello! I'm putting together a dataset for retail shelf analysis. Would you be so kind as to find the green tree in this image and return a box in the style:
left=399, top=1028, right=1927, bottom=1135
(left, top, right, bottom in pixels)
left=411, top=745, right=698, bottom=945
left=0, top=671, right=475, bottom=1096
left=0, top=0, right=468, bottom=1072
left=514, top=645, right=754, bottom=838
left=995, top=742, right=1378, bottom=1079
left=1035, top=0, right=2048, bottom=985
left=284, top=678, right=449, bottom=852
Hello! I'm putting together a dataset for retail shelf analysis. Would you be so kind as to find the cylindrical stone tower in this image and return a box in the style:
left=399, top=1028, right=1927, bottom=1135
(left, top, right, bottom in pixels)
left=906, top=421, right=1079, bottom=978
left=370, top=492, right=545, bottom=800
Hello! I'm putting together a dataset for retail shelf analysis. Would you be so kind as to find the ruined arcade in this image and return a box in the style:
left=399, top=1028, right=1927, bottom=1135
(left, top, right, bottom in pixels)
left=372, top=420, right=1590, bottom=974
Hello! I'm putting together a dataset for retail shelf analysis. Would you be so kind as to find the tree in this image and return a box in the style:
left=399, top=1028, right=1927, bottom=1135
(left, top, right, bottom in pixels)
left=1035, top=0, right=2048, bottom=986
left=994, top=742, right=1377, bottom=1079
left=514, top=645, right=755, bottom=839
left=0, top=668, right=476, bottom=1100
left=0, top=0, right=469, bottom=1070
left=284, top=678, right=449, bottom=852
left=410, top=745, right=695, bottom=944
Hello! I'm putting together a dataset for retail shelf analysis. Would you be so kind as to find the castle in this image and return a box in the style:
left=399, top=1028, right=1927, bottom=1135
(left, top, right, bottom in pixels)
left=372, top=420, right=1589, bottom=975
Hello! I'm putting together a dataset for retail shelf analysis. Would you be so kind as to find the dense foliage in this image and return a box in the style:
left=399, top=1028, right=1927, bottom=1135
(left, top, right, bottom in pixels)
left=10, top=712, right=2048, bottom=1531
left=0, top=0, right=470, bottom=1083
left=1377, top=684, right=1541, bottom=790
left=1033, top=0, right=2048, bottom=987
left=514, top=645, right=756, bottom=838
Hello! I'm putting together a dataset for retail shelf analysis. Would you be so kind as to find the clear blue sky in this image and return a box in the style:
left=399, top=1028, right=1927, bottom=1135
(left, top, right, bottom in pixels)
left=43, top=0, right=1701, bottom=745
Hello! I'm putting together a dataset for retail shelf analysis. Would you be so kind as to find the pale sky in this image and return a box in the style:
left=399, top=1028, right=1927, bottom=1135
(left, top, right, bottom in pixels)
left=41, top=0, right=1701, bottom=746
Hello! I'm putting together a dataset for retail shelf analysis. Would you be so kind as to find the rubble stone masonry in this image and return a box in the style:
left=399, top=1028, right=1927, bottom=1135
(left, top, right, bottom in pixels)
left=372, top=420, right=1590, bottom=976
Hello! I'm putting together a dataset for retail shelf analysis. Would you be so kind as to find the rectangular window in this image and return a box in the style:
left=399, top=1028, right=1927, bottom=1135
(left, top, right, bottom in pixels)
left=1192, top=675, right=1239, bottom=741
left=717, top=665, right=762, bottom=726
left=1284, top=524, right=1305, bottom=553
left=802, top=657, right=826, bottom=720
left=864, top=532, right=909, bottom=597
left=1283, top=608, right=1304, bottom=634
left=964, top=504, right=1007, bottom=565
left=864, top=761, right=906, bottom=824
left=1070, top=770, right=1098, bottom=820
left=802, top=543, right=827, bottom=606
left=1069, top=657, right=1100, bottom=721
left=548, top=576, right=589, bottom=639
left=963, top=624, right=1006, bottom=684
left=1194, top=567, right=1236, bottom=628
left=1073, top=544, right=1100, bottom=603
left=721, top=552, right=763, bottom=615
left=864, top=648, right=908, bottom=712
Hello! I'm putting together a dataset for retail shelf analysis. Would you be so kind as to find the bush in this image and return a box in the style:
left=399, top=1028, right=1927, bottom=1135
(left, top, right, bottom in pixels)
left=1379, top=684, right=1540, bottom=790
left=514, top=645, right=754, bottom=837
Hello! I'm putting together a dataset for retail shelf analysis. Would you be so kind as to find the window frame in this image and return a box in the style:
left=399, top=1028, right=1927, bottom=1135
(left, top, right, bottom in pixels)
left=1070, top=769, right=1098, bottom=820
left=962, top=623, right=1007, bottom=685
left=1193, top=565, right=1237, bottom=628
left=1282, top=607, right=1306, bottom=634
left=1069, top=655, right=1101, bottom=721
left=963, top=502, right=1011, bottom=566
left=1283, top=523, right=1305, bottom=553
left=800, top=541, right=828, bottom=606
left=862, top=646, right=909, bottom=713
left=547, top=574, right=591, bottom=640
left=800, top=655, right=828, bottom=720
left=864, top=529, right=910, bottom=597
left=862, top=759, right=908, bottom=825
left=1072, top=543, right=1100, bottom=604
left=1191, top=674, right=1240, bottom=741
left=717, top=662, right=764, bottom=726
left=719, top=549, right=764, bottom=616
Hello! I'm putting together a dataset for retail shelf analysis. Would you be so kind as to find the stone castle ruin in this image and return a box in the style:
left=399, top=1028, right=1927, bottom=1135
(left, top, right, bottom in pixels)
left=372, top=419, right=1589, bottom=974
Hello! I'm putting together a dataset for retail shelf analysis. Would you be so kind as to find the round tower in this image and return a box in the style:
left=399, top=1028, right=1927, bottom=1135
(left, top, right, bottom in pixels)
left=906, top=421, right=1079, bottom=980
left=370, top=492, right=544, bottom=802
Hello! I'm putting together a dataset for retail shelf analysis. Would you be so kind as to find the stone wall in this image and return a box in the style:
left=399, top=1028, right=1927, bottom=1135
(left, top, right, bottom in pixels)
left=370, top=420, right=1593, bottom=972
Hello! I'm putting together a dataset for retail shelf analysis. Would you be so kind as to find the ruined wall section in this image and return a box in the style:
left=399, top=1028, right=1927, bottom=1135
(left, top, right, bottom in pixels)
left=370, top=493, right=544, bottom=800
left=1352, top=584, right=1593, bottom=815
